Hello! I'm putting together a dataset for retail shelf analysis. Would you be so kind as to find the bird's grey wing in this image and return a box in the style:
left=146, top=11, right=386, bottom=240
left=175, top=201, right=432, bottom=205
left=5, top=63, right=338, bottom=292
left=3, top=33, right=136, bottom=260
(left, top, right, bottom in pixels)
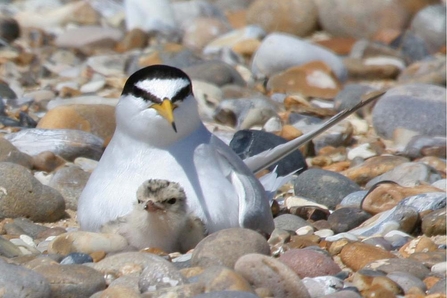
left=210, top=135, right=275, bottom=234
left=244, top=90, right=386, bottom=175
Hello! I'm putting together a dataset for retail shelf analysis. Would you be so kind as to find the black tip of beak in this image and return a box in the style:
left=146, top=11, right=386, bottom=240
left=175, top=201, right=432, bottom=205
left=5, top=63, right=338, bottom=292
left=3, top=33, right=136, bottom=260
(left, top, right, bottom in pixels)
left=172, top=122, right=177, bottom=133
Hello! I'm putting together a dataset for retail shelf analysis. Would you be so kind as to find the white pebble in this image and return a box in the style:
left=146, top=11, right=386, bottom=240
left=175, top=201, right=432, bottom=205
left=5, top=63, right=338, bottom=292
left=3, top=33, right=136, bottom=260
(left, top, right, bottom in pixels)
left=314, top=229, right=334, bottom=238
left=296, top=226, right=314, bottom=236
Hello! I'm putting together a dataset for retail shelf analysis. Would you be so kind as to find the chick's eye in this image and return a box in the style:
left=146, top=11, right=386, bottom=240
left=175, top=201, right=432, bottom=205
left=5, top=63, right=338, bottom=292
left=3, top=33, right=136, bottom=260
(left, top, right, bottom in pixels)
left=166, top=198, right=177, bottom=204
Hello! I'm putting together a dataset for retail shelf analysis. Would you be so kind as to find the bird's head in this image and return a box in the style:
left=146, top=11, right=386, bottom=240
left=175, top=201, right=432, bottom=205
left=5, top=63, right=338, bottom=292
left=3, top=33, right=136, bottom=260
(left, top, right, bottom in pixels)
left=136, top=179, right=187, bottom=215
left=116, top=65, right=200, bottom=144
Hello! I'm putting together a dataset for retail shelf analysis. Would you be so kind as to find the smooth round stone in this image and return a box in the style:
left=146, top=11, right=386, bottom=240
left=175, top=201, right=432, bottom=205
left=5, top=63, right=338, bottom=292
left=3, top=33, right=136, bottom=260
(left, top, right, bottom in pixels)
left=183, top=61, right=245, bottom=87
left=315, top=0, right=435, bottom=39
left=387, top=271, right=427, bottom=294
left=251, top=33, right=347, bottom=81
left=0, top=17, right=20, bottom=43
left=204, top=25, right=266, bottom=55
left=0, top=162, right=65, bottom=222
left=0, top=138, right=33, bottom=169
left=408, top=251, right=446, bottom=268
left=293, top=168, right=361, bottom=210
left=48, top=231, right=128, bottom=255
left=92, top=285, right=141, bottom=298
left=314, top=229, right=334, bottom=238
left=33, top=264, right=106, bottom=298
left=48, top=165, right=90, bottom=210
left=366, top=162, right=442, bottom=188
left=60, top=252, right=93, bottom=265
left=340, top=242, right=396, bottom=271
left=342, top=155, right=410, bottom=185
left=32, top=151, right=66, bottom=172
left=399, top=236, right=439, bottom=258
left=398, top=56, right=446, bottom=85
left=410, top=4, right=446, bottom=53
left=7, top=217, right=50, bottom=239
left=230, top=129, right=307, bottom=176
left=246, top=0, right=318, bottom=36
left=390, top=30, right=431, bottom=63
left=362, top=182, right=442, bottom=215
left=94, top=251, right=174, bottom=277
left=183, top=17, right=230, bottom=50
left=363, top=258, right=431, bottom=280
left=339, top=191, right=368, bottom=208
left=138, top=257, right=186, bottom=292
left=0, top=257, right=51, bottom=297
left=54, top=26, right=123, bottom=49
left=328, top=207, right=372, bottom=233
left=196, top=266, right=254, bottom=293
left=431, top=262, right=447, bottom=275
left=267, top=61, right=341, bottom=99
left=362, top=236, right=393, bottom=251
left=317, top=289, right=362, bottom=298
left=191, top=228, right=270, bottom=268
left=37, top=104, right=116, bottom=143
left=279, top=248, right=341, bottom=278
left=351, top=271, right=403, bottom=296
left=273, top=214, right=312, bottom=232
left=214, top=97, right=278, bottom=129
left=5, top=128, right=104, bottom=161
left=302, top=276, right=344, bottom=297
left=235, top=253, right=311, bottom=298
left=422, top=208, right=446, bottom=236
left=372, top=84, right=446, bottom=140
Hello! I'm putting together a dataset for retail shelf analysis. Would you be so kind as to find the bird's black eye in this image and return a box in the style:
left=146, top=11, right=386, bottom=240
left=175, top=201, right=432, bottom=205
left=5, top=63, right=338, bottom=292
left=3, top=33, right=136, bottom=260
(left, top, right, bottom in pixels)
left=166, top=198, right=177, bottom=204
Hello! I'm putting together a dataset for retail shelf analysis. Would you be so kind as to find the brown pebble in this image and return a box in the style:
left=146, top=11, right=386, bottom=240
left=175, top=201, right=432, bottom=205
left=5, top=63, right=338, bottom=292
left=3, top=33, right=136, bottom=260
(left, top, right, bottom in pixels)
left=399, top=236, right=439, bottom=258
left=37, top=227, right=67, bottom=239
left=340, top=242, right=396, bottom=271
left=32, top=151, right=66, bottom=172
left=90, top=250, right=106, bottom=263
left=179, top=266, right=204, bottom=279
left=424, top=276, right=442, bottom=290
left=198, top=266, right=255, bottom=293
left=279, top=125, right=302, bottom=141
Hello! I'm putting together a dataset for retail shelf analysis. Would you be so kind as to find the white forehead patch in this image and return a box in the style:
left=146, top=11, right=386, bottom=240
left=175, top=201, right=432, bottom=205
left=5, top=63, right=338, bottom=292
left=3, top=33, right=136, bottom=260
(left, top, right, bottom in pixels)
left=135, top=78, right=190, bottom=99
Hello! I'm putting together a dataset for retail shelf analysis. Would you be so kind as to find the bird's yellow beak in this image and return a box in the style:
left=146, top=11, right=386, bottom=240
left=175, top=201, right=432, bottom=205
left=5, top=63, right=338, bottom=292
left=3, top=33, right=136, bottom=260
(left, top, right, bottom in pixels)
left=150, top=98, right=178, bottom=132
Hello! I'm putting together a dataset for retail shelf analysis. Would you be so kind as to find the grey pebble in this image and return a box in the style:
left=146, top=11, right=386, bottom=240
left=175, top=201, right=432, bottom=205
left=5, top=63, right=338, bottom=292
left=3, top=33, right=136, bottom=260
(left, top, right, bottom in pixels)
left=33, top=264, right=106, bottom=298
left=274, top=214, right=312, bottom=232
left=0, top=162, right=65, bottom=222
left=328, top=207, right=371, bottom=233
left=372, top=83, right=446, bottom=139
left=0, top=258, right=51, bottom=298
left=4, top=128, right=105, bottom=161
left=60, top=252, right=93, bottom=265
left=428, top=278, right=446, bottom=294
left=339, top=191, right=368, bottom=208
left=363, top=258, right=431, bottom=280
left=191, top=228, right=270, bottom=268
left=48, top=165, right=90, bottom=210
left=138, top=256, right=186, bottom=293
left=293, top=168, right=361, bottom=210
left=387, top=271, right=426, bottom=294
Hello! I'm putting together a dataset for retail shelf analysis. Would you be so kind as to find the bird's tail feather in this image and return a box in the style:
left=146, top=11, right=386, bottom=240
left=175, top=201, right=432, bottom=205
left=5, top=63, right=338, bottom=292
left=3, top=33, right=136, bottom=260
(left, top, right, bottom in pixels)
left=244, top=90, right=386, bottom=175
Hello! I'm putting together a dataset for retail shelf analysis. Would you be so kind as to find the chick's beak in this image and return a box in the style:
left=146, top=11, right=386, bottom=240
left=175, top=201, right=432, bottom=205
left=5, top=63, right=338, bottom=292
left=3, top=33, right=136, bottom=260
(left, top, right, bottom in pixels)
left=144, top=200, right=165, bottom=212
left=150, top=98, right=178, bottom=132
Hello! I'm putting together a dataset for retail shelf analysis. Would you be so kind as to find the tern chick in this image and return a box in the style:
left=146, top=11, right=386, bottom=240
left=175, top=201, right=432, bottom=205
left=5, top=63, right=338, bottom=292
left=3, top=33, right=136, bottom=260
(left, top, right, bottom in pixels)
left=101, top=179, right=206, bottom=253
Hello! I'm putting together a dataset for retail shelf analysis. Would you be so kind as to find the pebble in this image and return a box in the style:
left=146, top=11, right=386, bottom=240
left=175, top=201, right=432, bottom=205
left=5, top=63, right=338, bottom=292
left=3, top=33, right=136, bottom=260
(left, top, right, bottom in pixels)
left=279, top=248, right=341, bottom=278
left=372, top=83, right=446, bottom=139
left=0, top=257, right=51, bottom=297
left=47, top=231, right=128, bottom=254
left=422, top=208, right=446, bottom=236
left=293, top=168, right=361, bottom=210
left=138, top=257, right=186, bottom=292
left=387, top=271, right=427, bottom=294
left=0, top=138, right=34, bottom=169
left=340, top=242, right=396, bottom=271
left=246, top=0, right=318, bottom=36
left=197, top=266, right=254, bottom=293
left=191, top=228, right=270, bottom=268
left=251, top=33, right=347, bottom=80
left=410, top=4, right=446, bottom=53
left=5, top=129, right=104, bottom=161
left=235, top=253, right=311, bottom=298
left=273, top=214, right=312, bottom=232
left=184, top=61, right=245, bottom=87
left=302, top=276, right=344, bottom=297
left=0, top=162, right=65, bottom=222
left=183, top=17, right=230, bottom=51
left=328, top=207, right=372, bottom=233
left=33, top=264, right=106, bottom=298
left=54, top=26, right=123, bottom=50
left=364, top=258, right=431, bottom=280
left=48, top=165, right=90, bottom=210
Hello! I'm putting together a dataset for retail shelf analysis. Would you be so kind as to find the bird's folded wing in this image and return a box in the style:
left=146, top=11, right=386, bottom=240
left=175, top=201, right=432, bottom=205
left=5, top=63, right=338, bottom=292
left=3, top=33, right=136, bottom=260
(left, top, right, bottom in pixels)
left=244, top=90, right=386, bottom=175
left=210, top=135, right=274, bottom=233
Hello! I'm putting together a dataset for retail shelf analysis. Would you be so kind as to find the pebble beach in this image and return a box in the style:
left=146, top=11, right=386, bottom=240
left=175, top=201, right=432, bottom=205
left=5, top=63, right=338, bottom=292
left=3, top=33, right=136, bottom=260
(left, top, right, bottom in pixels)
left=0, top=0, right=445, bottom=297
